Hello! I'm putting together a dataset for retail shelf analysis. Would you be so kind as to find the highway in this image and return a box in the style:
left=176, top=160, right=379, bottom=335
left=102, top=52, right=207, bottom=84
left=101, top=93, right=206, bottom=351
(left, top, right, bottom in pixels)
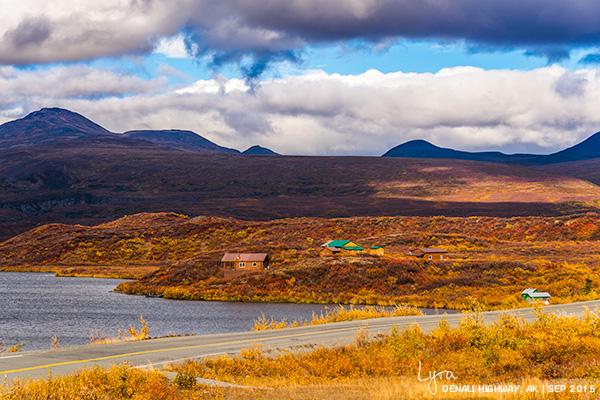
left=1, top=299, right=599, bottom=381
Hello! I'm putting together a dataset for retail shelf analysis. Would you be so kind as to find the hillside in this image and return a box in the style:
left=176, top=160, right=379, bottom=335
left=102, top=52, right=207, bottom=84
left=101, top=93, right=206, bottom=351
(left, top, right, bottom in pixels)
left=2, top=149, right=599, bottom=239
left=0, top=108, right=599, bottom=239
left=1, top=212, right=598, bottom=309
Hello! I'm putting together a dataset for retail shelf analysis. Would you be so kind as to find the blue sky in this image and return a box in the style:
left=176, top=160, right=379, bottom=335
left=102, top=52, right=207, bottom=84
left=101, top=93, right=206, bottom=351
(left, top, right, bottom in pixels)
left=89, top=39, right=591, bottom=85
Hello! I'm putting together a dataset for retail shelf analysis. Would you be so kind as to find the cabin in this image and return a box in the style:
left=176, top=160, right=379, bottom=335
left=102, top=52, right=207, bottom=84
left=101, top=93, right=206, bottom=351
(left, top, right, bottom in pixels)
left=320, top=240, right=384, bottom=257
left=320, top=240, right=363, bottom=256
left=408, top=247, right=448, bottom=261
left=221, top=253, right=270, bottom=271
left=521, top=288, right=551, bottom=304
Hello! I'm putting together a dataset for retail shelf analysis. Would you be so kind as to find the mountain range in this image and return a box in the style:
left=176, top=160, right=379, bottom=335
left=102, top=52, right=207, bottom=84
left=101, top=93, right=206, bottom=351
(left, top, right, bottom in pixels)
left=383, top=135, right=600, bottom=165
left=0, top=107, right=598, bottom=240
left=0, top=108, right=276, bottom=155
left=1, top=107, right=598, bottom=163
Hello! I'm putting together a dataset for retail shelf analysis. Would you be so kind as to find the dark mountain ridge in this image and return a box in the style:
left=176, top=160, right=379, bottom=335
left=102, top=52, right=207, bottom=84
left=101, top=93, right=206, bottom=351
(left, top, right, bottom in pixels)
left=383, top=133, right=600, bottom=165
left=124, top=129, right=239, bottom=154
left=0, top=108, right=244, bottom=154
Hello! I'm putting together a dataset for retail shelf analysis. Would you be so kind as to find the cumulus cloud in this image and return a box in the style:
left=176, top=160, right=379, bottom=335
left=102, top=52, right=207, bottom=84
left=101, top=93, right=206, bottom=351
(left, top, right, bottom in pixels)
left=0, top=65, right=163, bottom=123
left=4, top=1, right=600, bottom=75
left=0, top=0, right=189, bottom=64
left=3, top=64, right=600, bottom=155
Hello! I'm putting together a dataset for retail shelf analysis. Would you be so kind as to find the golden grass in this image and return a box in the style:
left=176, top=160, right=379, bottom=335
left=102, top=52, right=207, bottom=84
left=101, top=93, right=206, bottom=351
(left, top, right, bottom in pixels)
left=252, top=305, right=422, bottom=331
left=5, top=310, right=600, bottom=400
left=89, top=315, right=150, bottom=344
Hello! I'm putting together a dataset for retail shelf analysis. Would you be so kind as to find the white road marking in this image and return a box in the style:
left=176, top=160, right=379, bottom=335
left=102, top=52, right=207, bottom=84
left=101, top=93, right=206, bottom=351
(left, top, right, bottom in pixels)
left=0, top=355, right=23, bottom=360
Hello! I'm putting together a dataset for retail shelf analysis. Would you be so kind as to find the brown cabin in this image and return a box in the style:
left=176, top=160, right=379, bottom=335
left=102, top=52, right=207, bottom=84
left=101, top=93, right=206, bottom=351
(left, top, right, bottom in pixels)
left=221, top=253, right=270, bottom=270
left=408, top=247, right=448, bottom=261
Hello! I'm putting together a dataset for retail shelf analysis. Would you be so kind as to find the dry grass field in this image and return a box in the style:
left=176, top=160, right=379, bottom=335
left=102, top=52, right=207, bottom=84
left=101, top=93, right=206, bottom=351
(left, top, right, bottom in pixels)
left=1, top=212, right=598, bottom=310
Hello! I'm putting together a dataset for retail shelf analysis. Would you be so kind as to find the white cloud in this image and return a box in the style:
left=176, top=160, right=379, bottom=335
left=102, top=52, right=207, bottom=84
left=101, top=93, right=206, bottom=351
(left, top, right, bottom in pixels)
left=2, top=65, right=600, bottom=155
left=154, top=34, right=190, bottom=58
left=0, top=0, right=190, bottom=64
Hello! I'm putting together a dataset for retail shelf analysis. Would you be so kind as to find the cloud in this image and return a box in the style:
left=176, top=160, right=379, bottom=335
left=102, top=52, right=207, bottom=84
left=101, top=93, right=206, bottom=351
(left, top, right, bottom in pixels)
left=5, top=1, right=600, bottom=74
left=154, top=34, right=191, bottom=58
left=3, top=64, right=600, bottom=155
left=0, top=65, right=163, bottom=122
left=0, top=0, right=189, bottom=64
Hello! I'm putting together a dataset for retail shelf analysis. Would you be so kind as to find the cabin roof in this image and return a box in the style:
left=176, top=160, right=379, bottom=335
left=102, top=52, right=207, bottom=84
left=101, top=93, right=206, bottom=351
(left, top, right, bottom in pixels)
left=522, top=288, right=551, bottom=298
left=221, top=253, right=268, bottom=262
left=343, top=245, right=364, bottom=251
left=323, top=239, right=352, bottom=248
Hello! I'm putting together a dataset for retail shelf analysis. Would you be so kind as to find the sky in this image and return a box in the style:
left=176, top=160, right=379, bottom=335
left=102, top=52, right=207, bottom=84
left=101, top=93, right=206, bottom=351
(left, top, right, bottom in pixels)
left=2, top=0, right=600, bottom=155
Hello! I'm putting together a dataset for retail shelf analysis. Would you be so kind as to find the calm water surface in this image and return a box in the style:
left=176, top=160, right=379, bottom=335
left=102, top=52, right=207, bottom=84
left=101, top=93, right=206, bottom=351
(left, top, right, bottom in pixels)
left=0, top=272, right=452, bottom=351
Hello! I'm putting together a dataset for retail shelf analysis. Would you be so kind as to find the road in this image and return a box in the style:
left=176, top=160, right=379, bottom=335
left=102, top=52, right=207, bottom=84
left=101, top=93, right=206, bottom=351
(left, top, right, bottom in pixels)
left=1, top=300, right=599, bottom=381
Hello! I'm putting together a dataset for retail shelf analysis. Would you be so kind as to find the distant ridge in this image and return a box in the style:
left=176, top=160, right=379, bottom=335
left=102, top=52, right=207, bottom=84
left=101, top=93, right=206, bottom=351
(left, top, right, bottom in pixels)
left=242, top=145, right=279, bottom=156
left=124, top=129, right=239, bottom=154
left=0, top=108, right=267, bottom=154
left=383, top=134, right=600, bottom=165
left=0, top=107, right=598, bottom=164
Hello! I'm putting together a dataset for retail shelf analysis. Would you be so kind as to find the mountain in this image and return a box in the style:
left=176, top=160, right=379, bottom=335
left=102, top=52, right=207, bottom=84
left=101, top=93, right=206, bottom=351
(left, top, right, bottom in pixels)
left=0, top=107, right=598, bottom=240
left=242, top=145, right=279, bottom=155
left=382, top=140, right=539, bottom=163
left=383, top=133, right=600, bottom=165
left=540, top=132, right=600, bottom=164
left=0, top=108, right=112, bottom=146
left=0, top=108, right=241, bottom=154
left=124, top=130, right=239, bottom=154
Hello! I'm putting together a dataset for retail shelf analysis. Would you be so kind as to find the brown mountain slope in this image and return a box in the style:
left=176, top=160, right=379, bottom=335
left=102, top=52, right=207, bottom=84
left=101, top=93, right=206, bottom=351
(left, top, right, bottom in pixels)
left=539, top=158, right=600, bottom=185
left=1, top=145, right=599, bottom=240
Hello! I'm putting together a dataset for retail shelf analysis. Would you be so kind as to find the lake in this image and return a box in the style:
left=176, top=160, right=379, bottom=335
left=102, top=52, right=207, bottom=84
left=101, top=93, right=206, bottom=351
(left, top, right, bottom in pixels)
left=0, top=272, right=452, bottom=351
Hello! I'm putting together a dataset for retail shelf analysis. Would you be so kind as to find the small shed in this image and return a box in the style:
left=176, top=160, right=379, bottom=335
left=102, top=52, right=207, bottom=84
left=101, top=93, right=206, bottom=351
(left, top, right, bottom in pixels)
left=221, top=253, right=270, bottom=270
left=408, top=247, right=448, bottom=261
left=521, top=288, right=551, bottom=303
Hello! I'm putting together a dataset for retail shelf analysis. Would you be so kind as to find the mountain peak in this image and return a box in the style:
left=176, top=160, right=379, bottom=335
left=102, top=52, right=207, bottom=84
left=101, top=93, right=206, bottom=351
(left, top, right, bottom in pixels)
left=0, top=107, right=112, bottom=145
left=242, top=145, right=279, bottom=156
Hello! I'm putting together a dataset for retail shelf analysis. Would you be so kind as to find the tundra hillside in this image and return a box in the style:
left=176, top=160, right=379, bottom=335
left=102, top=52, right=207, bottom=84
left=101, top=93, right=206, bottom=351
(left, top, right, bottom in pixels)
left=1, top=212, right=598, bottom=309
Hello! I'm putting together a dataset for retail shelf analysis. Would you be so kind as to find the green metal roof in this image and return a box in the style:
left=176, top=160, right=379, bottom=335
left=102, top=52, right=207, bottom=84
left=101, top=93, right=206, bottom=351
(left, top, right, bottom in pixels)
left=343, top=245, right=364, bottom=251
left=325, top=240, right=351, bottom=248
left=370, top=246, right=383, bottom=249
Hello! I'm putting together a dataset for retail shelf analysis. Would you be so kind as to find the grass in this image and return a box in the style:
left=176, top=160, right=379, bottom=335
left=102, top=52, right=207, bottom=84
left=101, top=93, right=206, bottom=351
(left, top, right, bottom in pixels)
left=4, top=311, right=600, bottom=399
left=89, top=315, right=150, bottom=344
left=252, top=305, right=422, bottom=331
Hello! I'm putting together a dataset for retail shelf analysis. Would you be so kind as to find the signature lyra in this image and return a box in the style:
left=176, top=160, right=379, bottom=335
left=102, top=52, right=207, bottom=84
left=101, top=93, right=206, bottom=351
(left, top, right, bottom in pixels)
left=417, top=361, right=458, bottom=395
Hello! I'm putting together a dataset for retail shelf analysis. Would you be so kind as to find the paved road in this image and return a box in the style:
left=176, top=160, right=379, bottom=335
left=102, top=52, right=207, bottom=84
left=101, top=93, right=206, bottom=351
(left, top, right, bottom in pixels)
left=1, top=300, right=599, bottom=381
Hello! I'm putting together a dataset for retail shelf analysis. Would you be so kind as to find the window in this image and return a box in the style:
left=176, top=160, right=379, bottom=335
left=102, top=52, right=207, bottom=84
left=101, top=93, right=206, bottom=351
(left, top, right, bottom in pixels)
left=252, top=262, right=257, bottom=267
left=428, top=255, right=432, bottom=260
left=239, top=262, right=245, bottom=268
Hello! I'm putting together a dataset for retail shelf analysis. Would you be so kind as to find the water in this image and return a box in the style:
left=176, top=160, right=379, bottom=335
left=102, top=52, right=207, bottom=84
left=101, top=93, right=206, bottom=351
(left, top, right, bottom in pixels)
left=0, top=272, right=336, bottom=351
left=0, top=272, right=454, bottom=351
